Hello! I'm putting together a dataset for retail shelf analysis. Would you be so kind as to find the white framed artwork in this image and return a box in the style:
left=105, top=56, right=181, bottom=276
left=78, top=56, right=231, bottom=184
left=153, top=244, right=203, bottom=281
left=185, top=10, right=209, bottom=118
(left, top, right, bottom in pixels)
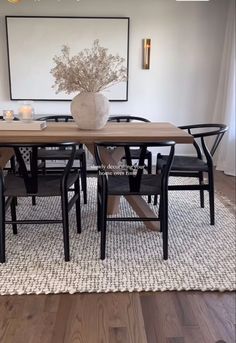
left=6, top=16, right=130, bottom=101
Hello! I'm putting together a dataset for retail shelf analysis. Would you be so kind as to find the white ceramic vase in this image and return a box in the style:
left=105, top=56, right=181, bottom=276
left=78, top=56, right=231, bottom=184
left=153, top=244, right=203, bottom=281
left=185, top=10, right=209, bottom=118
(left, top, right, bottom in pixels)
left=70, top=92, right=110, bottom=130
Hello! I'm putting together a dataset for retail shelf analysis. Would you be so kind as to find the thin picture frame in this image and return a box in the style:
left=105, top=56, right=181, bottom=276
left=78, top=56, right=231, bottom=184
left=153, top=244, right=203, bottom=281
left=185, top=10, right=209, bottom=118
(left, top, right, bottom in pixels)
left=5, top=16, right=130, bottom=102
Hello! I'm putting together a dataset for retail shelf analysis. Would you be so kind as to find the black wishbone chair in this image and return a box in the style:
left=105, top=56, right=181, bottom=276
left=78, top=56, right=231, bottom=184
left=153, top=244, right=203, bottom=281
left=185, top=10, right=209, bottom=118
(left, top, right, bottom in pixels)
left=108, top=115, right=153, bottom=203
left=155, top=124, right=228, bottom=225
left=0, top=142, right=81, bottom=263
left=37, top=115, right=87, bottom=204
left=95, top=141, right=175, bottom=260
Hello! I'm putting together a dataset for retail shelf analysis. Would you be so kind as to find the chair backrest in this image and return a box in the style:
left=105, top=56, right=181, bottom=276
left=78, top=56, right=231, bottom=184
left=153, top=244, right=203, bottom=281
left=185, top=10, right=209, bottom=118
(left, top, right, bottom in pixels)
left=37, top=115, right=74, bottom=122
left=37, top=115, right=84, bottom=149
left=179, top=124, right=228, bottom=160
left=94, top=141, right=175, bottom=193
left=0, top=116, right=19, bottom=121
left=0, top=142, right=77, bottom=194
left=108, top=115, right=150, bottom=123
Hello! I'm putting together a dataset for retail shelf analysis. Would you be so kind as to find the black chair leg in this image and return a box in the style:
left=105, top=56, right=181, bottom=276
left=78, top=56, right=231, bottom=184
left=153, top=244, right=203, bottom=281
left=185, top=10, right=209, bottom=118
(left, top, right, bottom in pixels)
left=81, top=153, right=87, bottom=204
left=0, top=184, right=6, bottom=263
left=10, top=197, right=17, bottom=235
left=10, top=156, right=16, bottom=174
left=208, top=169, right=215, bottom=225
left=97, top=192, right=102, bottom=232
left=162, top=191, right=168, bottom=260
left=199, top=172, right=204, bottom=208
left=147, top=154, right=152, bottom=203
left=61, top=192, right=70, bottom=261
left=154, top=157, right=161, bottom=206
left=42, top=159, right=46, bottom=175
left=32, top=196, right=36, bottom=206
left=154, top=194, right=158, bottom=206
left=158, top=196, right=162, bottom=233
left=75, top=178, right=81, bottom=234
left=100, top=190, right=107, bottom=260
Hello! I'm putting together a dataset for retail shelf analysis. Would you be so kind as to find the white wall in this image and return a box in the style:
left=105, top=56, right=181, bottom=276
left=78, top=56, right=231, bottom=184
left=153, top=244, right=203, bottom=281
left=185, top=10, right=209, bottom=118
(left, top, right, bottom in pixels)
left=0, top=0, right=229, bottom=153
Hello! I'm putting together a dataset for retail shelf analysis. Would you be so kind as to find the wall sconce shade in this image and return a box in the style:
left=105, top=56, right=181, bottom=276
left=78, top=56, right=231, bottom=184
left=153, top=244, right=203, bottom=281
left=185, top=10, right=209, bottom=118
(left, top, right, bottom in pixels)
left=143, top=38, right=151, bottom=69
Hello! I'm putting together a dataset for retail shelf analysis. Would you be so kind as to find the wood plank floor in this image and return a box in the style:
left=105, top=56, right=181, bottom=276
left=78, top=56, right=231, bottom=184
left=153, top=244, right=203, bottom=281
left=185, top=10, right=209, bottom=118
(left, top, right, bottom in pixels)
left=0, top=170, right=235, bottom=343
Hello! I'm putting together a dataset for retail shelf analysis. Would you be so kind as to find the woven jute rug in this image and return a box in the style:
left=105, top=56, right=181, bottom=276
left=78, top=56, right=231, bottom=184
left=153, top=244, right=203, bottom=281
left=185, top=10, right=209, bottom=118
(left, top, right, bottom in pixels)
left=0, top=178, right=235, bottom=295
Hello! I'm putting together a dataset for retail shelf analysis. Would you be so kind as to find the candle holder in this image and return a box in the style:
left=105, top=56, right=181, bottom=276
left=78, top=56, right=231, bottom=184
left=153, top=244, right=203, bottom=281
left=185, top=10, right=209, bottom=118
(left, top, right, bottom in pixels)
left=3, top=110, right=14, bottom=122
left=18, top=102, right=34, bottom=123
left=143, top=38, right=151, bottom=69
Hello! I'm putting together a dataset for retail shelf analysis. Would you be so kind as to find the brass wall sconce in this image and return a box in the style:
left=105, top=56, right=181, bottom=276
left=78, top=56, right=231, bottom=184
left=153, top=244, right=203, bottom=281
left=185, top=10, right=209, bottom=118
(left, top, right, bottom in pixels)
left=143, top=38, right=151, bottom=69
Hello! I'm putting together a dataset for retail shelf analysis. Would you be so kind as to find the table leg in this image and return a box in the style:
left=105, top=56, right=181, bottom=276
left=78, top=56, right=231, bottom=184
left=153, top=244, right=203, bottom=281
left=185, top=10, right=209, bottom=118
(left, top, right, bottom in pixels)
left=125, top=196, right=160, bottom=231
left=0, top=148, right=14, bottom=169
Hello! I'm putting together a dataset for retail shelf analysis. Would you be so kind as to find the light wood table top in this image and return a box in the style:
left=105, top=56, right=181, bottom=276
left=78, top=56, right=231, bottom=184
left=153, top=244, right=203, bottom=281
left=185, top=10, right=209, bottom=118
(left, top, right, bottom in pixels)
left=0, top=122, right=193, bottom=144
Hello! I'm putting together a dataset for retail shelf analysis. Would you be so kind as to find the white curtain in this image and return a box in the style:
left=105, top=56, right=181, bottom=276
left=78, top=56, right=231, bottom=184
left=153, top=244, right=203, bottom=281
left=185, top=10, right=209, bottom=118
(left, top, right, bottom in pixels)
left=213, top=0, right=235, bottom=176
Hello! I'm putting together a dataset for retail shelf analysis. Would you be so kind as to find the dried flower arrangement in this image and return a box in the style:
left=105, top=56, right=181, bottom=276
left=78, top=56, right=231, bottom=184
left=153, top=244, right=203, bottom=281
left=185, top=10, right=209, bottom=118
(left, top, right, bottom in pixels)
left=50, top=39, right=127, bottom=94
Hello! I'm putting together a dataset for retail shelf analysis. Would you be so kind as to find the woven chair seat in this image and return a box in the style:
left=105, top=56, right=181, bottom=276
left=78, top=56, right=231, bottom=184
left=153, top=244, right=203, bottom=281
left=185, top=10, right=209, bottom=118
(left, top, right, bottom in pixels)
left=37, top=148, right=85, bottom=160
left=157, top=155, right=208, bottom=172
left=4, top=173, right=78, bottom=197
left=107, top=174, right=162, bottom=195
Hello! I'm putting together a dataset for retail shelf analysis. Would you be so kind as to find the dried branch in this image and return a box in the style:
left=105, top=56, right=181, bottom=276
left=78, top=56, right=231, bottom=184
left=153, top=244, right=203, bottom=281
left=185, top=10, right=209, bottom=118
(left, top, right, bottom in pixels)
left=50, top=39, right=127, bottom=94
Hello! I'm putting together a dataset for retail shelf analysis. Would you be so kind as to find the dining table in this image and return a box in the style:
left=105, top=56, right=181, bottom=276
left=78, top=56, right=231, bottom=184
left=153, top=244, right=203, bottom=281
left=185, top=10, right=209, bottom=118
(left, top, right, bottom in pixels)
left=0, top=121, right=193, bottom=231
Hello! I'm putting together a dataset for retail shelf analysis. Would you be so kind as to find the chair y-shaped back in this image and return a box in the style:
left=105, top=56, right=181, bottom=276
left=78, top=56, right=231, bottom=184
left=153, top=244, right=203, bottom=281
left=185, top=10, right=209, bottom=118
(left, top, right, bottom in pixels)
left=179, top=123, right=228, bottom=158
left=108, top=115, right=150, bottom=123
left=38, top=115, right=74, bottom=122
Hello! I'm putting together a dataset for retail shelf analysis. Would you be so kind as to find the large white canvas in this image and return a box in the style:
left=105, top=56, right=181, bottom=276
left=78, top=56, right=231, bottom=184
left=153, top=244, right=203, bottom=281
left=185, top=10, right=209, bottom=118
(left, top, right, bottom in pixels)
left=6, top=17, right=129, bottom=101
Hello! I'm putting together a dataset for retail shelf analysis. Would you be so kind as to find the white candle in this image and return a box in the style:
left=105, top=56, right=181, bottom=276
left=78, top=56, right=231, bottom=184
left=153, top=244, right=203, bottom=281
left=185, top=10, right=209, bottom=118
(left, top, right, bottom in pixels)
left=3, top=110, right=14, bottom=121
left=19, top=105, right=33, bottom=122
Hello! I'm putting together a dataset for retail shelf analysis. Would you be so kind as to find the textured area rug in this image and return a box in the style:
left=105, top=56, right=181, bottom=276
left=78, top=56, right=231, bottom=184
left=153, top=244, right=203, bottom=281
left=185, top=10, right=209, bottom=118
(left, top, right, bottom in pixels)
left=0, top=178, right=235, bottom=295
